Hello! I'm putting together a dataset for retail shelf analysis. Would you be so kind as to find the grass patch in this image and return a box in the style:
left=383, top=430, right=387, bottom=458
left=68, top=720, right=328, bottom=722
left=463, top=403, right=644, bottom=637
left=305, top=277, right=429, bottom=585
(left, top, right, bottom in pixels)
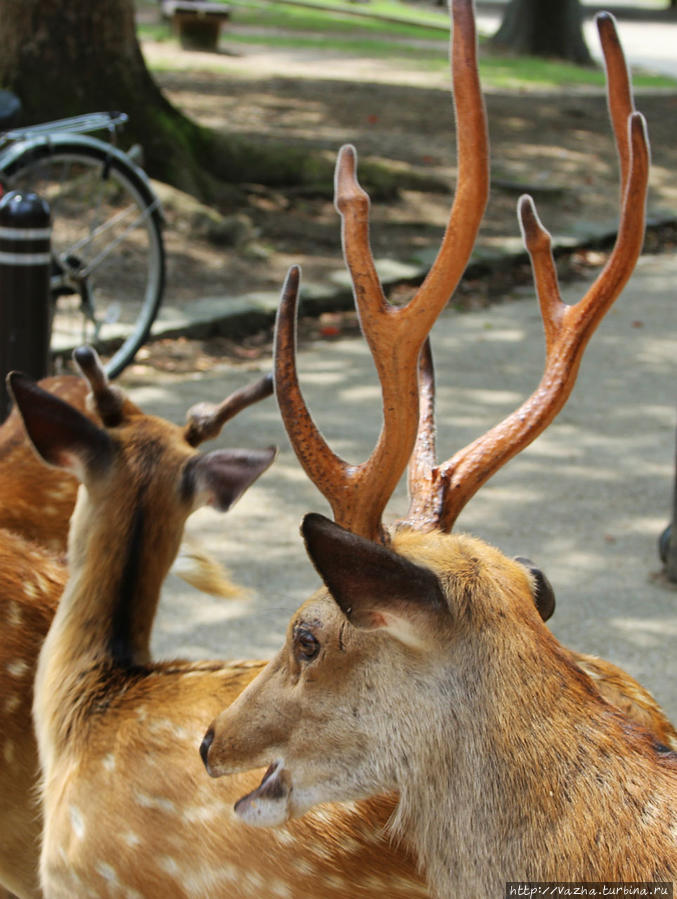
left=232, top=0, right=449, bottom=38
left=139, top=1, right=677, bottom=91
left=481, top=53, right=677, bottom=91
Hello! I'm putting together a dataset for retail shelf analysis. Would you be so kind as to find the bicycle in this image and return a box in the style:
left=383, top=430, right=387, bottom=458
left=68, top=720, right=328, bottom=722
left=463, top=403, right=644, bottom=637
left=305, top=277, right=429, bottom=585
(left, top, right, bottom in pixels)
left=0, top=90, right=165, bottom=378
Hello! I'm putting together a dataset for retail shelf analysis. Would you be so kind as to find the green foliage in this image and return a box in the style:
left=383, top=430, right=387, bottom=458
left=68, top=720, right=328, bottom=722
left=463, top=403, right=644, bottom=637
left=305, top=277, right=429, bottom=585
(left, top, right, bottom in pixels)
left=139, top=1, right=677, bottom=90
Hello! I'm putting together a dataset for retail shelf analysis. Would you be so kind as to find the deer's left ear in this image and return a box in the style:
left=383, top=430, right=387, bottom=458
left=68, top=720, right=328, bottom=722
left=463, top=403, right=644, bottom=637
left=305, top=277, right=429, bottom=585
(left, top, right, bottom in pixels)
left=514, top=557, right=556, bottom=622
left=183, top=446, right=276, bottom=512
left=302, top=513, right=447, bottom=649
left=7, top=371, right=113, bottom=480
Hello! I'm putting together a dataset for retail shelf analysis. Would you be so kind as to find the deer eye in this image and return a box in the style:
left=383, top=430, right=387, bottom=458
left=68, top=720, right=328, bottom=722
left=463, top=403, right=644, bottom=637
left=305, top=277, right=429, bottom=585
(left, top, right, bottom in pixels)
left=294, top=627, right=320, bottom=662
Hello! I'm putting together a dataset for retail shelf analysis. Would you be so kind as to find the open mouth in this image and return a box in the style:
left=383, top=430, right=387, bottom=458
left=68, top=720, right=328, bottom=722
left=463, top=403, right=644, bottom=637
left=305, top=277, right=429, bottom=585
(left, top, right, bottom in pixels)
left=233, top=760, right=292, bottom=826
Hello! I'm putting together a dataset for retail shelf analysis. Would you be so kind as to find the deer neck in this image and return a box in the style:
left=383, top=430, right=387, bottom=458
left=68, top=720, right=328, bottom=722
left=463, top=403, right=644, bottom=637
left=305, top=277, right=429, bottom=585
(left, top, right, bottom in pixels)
left=391, top=634, right=655, bottom=898
left=34, top=482, right=182, bottom=771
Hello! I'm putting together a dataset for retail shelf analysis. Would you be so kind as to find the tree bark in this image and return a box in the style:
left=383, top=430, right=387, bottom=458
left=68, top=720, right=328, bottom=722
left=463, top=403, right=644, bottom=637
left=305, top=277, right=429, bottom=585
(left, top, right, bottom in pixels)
left=0, top=0, right=342, bottom=202
left=491, top=0, right=593, bottom=66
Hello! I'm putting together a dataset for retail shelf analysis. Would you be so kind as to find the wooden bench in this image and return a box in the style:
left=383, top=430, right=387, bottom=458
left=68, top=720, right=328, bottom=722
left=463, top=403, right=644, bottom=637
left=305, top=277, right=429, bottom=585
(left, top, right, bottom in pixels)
left=162, top=1, right=231, bottom=51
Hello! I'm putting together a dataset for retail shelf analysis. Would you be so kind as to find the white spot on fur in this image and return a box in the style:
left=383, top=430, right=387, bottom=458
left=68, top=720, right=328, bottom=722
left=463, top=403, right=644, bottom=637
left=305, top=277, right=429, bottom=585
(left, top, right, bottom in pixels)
left=147, top=717, right=189, bottom=741
left=159, top=856, right=181, bottom=877
left=270, top=880, right=293, bottom=898
left=102, top=753, right=116, bottom=772
left=124, top=831, right=141, bottom=848
left=69, top=805, right=85, bottom=839
left=7, top=601, right=22, bottom=627
left=244, top=871, right=265, bottom=892
left=134, top=790, right=176, bottom=814
left=275, top=828, right=296, bottom=846
left=7, top=659, right=29, bottom=678
left=95, top=861, right=120, bottom=885
left=3, top=694, right=20, bottom=713
left=292, top=858, right=316, bottom=876
left=34, top=571, right=52, bottom=593
left=183, top=801, right=231, bottom=824
left=214, top=863, right=239, bottom=883
left=23, top=581, right=38, bottom=600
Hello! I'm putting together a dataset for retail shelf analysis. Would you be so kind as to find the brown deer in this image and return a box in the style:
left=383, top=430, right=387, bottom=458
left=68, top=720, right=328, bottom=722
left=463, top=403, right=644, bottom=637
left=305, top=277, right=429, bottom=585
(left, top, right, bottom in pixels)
left=0, top=359, right=279, bottom=899
left=0, top=375, right=89, bottom=551
left=6, top=350, right=433, bottom=899
left=0, top=366, right=274, bottom=898
left=201, top=7, right=677, bottom=895
left=0, top=371, right=251, bottom=593
left=6, top=4, right=675, bottom=898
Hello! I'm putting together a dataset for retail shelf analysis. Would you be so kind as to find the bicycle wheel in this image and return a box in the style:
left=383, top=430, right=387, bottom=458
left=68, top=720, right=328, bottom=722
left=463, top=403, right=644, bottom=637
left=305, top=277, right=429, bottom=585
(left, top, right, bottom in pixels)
left=0, top=135, right=165, bottom=379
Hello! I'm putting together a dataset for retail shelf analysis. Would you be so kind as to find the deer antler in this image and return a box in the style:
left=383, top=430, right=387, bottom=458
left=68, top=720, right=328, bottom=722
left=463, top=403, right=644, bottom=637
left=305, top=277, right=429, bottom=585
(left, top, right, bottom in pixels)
left=184, top=373, right=274, bottom=446
left=405, top=12, right=650, bottom=532
left=275, top=0, right=488, bottom=542
left=72, top=345, right=128, bottom=426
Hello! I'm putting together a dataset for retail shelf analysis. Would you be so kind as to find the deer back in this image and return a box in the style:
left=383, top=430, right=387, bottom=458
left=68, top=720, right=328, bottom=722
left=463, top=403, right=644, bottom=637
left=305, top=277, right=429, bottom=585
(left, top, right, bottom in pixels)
left=0, top=375, right=90, bottom=551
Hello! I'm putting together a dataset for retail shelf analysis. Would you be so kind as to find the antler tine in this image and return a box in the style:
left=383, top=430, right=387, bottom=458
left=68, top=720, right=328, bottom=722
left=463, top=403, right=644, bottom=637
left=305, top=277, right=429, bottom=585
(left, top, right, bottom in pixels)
left=276, top=0, right=488, bottom=542
left=406, top=14, right=650, bottom=534
left=597, top=12, right=634, bottom=197
left=184, top=373, right=274, bottom=447
left=72, top=345, right=126, bottom=426
left=409, top=0, right=488, bottom=319
left=274, top=265, right=362, bottom=525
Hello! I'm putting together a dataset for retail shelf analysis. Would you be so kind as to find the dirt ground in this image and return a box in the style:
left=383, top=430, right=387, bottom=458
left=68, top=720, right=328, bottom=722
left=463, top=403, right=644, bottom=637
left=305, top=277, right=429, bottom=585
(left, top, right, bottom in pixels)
left=132, top=25, right=677, bottom=371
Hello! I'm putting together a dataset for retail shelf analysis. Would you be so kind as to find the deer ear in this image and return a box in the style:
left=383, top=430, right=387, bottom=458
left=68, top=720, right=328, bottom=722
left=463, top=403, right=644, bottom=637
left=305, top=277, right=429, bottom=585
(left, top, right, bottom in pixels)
left=514, top=557, right=556, bottom=622
left=301, top=513, right=447, bottom=648
left=183, top=446, right=276, bottom=512
left=7, top=371, right=113, bottom=480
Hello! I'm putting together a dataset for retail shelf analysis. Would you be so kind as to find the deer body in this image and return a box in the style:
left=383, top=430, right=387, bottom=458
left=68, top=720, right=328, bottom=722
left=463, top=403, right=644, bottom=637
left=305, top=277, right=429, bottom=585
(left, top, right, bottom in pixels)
left=0, top=521, right=428, bottom=899
left=0, top=370, right=273, bottom=899
left=5, top=0, right=676, bottom=895
left=0, top=531, right=64, bottom=898
left=0, top=376, right=88, bottom=550
left=8, top=359, right=429, bottom=899
left=200, top=3, right=676, bottom=893
left=204, top=523, right=677, bottom=896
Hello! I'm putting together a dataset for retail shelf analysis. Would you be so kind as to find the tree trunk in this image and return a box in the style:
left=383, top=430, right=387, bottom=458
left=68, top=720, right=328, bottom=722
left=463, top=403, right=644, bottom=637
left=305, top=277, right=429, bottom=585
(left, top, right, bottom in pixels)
left=0, top=0, right=341, bottom=202
left=491, top=0, right=593, bottom=66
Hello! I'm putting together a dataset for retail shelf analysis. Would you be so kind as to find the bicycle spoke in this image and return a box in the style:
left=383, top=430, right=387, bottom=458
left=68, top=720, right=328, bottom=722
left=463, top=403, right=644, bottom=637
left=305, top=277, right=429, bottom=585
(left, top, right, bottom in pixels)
left=2, top=142, right=164, bottom=376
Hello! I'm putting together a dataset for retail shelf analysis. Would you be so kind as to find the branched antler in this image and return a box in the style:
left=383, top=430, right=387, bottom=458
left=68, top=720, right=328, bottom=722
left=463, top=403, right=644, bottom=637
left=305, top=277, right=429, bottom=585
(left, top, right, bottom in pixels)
left=274, top=0, right=488, bottom=542
left=405, top=12, right=650, bottom=532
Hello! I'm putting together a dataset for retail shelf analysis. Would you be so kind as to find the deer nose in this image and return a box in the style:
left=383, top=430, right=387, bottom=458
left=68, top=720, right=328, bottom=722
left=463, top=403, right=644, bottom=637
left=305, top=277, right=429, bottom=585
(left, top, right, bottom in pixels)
left=200, top=727, right=214, bottom=771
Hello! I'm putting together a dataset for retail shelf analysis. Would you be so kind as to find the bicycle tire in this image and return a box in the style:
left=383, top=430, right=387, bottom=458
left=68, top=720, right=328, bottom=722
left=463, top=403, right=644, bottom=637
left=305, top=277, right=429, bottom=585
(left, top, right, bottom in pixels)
left=0, top=134, right=165, bottom=379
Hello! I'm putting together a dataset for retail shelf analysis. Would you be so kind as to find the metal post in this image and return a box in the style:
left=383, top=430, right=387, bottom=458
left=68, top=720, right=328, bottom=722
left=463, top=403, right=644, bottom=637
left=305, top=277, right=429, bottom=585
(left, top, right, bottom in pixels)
left=662, top=424, right=677, bottom=582
left=0, top=190, right=51, bottom=420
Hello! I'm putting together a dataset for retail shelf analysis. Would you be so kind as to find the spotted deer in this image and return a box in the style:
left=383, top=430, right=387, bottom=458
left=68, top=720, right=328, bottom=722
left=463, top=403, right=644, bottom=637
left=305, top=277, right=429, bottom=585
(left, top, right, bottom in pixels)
left=5, top=349, right=436, bottom=899
left=7, top=5, right=676, bottom=899
left=0, top=359, right=279, bottom=899
left=0, top=371, right=250, bottom=590
left=0, top=375, right=89, bottom=551
left=200, top=8, right=677, bottom=896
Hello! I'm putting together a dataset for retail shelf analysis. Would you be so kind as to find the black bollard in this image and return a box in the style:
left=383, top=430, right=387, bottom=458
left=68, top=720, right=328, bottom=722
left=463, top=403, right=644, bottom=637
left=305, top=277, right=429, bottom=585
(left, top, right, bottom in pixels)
left=659, top=425, right=677, bottom=583
left=0, top=190, right=51, bottom=420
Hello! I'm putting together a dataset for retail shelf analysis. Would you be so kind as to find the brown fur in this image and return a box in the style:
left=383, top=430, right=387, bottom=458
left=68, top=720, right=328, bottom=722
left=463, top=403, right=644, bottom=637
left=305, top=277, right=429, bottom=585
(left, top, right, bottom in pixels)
left=0, top=376, right=88, bottom=551
left=0, top=375, right=242, bottom=897
left=205, top=526, right=677, bottom=897
left=6, top=376, right=673, bottom=898
left=12, top=380, right=428, bottom=899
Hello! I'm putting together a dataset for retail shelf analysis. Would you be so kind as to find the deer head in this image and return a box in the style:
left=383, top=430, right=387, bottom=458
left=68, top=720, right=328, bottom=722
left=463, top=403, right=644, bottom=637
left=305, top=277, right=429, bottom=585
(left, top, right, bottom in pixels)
left=201, top=7, right=676, bottom=893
